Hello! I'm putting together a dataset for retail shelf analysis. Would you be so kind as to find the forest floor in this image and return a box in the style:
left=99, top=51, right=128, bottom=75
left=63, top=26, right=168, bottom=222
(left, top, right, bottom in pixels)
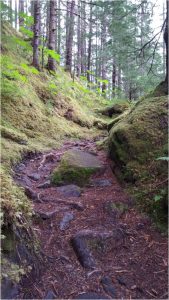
left=14, top=138, right=168, bottom=300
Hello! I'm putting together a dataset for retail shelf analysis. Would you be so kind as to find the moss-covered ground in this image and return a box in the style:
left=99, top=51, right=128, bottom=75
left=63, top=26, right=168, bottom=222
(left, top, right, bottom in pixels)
left=0, top=22, right=113, bottom=282
left=108, top=96, right=168, bottom=230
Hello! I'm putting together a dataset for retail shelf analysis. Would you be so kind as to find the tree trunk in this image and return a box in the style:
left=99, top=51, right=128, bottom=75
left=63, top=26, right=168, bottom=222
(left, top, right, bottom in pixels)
left=15, top=0, right=17, bottom=29
left=80, top=1, right=86, bottom=75
left=118, top=66, right=122, bottom=91
left=101, top=11, right=107, bottom=94
left=47, top=0, right=57, bottom=72
left=77, top=0, right=81, bottom=77
left=19, top=0, right=24, bottom=27
left=65, top=0, right=75, bottom=73
left=9, top=0, right=12, bottom=25
left=164, top=0, right=168, bottom=83
left=32, top=0, right=40, bottom=70
left=87, top=2, right=93, bottom=83
left=57, top=0, right=61, bottom=55
left=112, top=63, right=116, bottom=97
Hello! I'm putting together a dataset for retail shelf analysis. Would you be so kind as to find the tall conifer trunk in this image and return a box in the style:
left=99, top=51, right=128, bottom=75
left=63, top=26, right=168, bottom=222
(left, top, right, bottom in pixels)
left=47, top=0, right=57, bottom=72
left=101, top=11, right=107, bottom=94
left=87, top=3, right=93, bottom=83
left=164, top=0, right=168, bottom=83
left=32, top=0, right=40, bottom=70
left=65, top=0, right=75, bottom=73
left=77, top=0, right=81, bottom=77
left=19, top=0, right=24, bottom=27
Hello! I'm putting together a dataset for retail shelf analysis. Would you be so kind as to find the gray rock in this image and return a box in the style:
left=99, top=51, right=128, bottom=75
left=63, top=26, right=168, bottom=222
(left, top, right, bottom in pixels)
left=71, top=236, right=95, bottom=269
left=36, top=208, right=59, bottom=220
left=44, top=290, right=56, bottom=299
left=28, top=173, right=40, bottom=181
left=15, top=163, right=25, bottom=172
left=37, top=180, right=51, bottom=189
left=101, top=276, right=116, bottom=298
left=75, top=292, right=109, bottom=299
left=60, top=212, right=74, bottom=230
left=57, top=184, right=81, bottom=197
left=18, top=140, right=28, bottom=145
left=90, top=179, right=112, bottom=187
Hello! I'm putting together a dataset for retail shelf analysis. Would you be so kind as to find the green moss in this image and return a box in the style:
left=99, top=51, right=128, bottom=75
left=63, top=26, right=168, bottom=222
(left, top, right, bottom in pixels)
left=108, top=96, right=168, bottom=227
left=52, top=162, right=96, bottom=186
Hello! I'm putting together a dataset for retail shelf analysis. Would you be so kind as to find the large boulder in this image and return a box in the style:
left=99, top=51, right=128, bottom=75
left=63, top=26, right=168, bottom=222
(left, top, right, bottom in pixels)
left=108, top=96, right=168, bottom=219
left=51, top=149, right=104, bottom=186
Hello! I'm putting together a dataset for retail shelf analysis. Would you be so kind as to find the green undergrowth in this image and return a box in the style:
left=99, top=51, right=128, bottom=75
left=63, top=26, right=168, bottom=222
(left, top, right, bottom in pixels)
left=0, top=22, right=111, bottom=284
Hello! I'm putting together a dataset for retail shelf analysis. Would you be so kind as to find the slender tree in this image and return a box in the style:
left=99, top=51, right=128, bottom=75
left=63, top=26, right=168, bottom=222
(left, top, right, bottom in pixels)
left=47, top=0, right=57, bottom=72
left=15, top=0, right=17, bottom=29
left=87, top=2, right=93, bottom=83
left=19, top=0, right=24, bottom=27
left=164, top=0, right=168, bottom=83
left=112, top=63, right=116, bottom=97
left=32, top=0, right=40, bottom=70
left=101, top=10, right=107, bottom=93
left=65, top=0, right=75, bottom=72
left=80, top=1, right=86, bottom=75
left=77, top=0, right=81, bottom=77
left=57, top=0, right=61, bottom=55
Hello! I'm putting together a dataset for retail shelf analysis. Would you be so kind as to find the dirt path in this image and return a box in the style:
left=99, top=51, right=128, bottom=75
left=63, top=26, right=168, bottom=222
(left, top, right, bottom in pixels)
left=14, top=139, right=168, bottom=300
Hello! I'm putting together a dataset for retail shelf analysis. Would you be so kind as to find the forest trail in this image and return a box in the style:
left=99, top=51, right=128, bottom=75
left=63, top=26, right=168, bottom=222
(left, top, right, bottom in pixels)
left=14, top=138, right=168, bottom=300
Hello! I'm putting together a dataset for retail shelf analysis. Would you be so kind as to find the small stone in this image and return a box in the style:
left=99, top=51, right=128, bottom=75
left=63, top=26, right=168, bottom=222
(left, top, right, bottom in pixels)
left=37, top=180, right=51, bottom=189
left=101, top=276, right=116, bottom=298
left=90, top=179, right=112, bottom=187
left=28, top=173, right=40, bottom=181
left=57, top=185, right=81, bottom=197
left=36, top=208, right=59, bottom=220
left=18, top=140, right=28, bottom=145
left=44, top=290, right=56, bottom=299
left=131, top=285, right=137, bottom=290
left=15, top=163, right=25, bottom=172
left=59, top=212, right=74, bottom=230
left=75, top=292, right=109, bottom=299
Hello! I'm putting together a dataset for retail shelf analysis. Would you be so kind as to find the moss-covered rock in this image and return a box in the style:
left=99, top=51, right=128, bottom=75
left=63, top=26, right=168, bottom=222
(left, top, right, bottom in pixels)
left=99, top=103, right=129, bottom=117
left=108, top=96, right=168, bottom=225
left=51, top=149, right=104, bottom=186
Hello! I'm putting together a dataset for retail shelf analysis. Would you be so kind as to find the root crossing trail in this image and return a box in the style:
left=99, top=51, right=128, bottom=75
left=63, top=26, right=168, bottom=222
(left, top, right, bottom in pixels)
left=14, top=139, right=168, bottom=300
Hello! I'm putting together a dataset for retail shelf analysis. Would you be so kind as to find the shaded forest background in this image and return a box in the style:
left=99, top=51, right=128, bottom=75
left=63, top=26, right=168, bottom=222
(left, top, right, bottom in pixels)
left=1, top=0, right=167, bottom=100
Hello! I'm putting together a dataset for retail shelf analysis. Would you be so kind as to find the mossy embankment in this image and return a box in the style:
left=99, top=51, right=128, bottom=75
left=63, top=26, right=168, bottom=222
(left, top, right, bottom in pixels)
left=108, top=95, right=168, bottom=229
left=1, top=22, right=110, bottom=286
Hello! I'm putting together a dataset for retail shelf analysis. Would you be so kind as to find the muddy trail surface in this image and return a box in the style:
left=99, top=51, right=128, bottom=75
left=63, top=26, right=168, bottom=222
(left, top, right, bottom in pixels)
left=14, top=139, right=168, bottom=300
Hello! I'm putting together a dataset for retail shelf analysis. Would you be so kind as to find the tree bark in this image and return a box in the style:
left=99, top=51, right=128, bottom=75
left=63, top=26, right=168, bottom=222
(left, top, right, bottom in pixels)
left=65, top=1, right=75, bottom=73
left=15, top=0, right=17, bottom=29
left=47, top=0, right=57, bottom=72
left=57, top=0, right=61, bottom=55
left=112, top=63, right=116, bottom=97
left=32, top=0, right=40, bottom=70
left=87, top=2, right=93, bottom=83
left=19, top=0, right=24, bottom=27
left=164, top=0, right=168, bottom=83
left=80, top=1, right=86, bottom=75
left=77, top=0, right=81, bottom=77
left=101, top=11, right=107, bottom=94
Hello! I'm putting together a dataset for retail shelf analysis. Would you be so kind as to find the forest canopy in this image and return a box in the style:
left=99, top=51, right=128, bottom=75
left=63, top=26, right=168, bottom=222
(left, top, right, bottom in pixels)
left=1, top=0, right=168, bottom=100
